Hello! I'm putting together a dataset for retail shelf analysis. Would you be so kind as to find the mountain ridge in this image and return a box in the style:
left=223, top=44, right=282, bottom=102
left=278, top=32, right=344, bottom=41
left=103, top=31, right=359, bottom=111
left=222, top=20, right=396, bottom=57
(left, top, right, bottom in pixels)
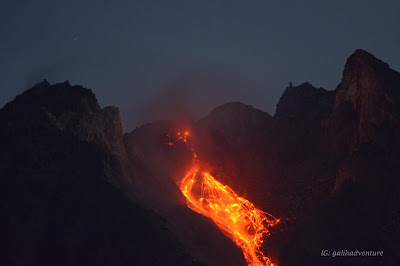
left=1, top=49, right=399, bottom=265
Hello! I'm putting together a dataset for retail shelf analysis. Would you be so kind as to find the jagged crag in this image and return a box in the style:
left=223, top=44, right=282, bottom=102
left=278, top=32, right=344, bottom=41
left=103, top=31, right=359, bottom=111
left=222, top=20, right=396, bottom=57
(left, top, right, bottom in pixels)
left=1, top=50, right=399, bottom=265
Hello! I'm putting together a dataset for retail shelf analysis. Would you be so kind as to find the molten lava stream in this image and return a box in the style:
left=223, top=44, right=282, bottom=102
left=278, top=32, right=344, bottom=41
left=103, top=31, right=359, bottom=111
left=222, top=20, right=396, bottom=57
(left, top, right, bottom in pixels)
left=180, top=165, right=280, bottom=266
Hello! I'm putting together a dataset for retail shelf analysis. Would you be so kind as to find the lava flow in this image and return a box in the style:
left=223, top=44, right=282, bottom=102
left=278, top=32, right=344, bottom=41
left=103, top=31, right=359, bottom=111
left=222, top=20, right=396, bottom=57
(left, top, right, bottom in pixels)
left=171, top=131, right=280, bottom=266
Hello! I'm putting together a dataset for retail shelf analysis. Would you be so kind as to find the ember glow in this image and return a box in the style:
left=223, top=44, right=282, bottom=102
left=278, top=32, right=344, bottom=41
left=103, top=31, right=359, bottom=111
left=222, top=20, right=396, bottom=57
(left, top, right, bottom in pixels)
left=172, top=131, right=280, bottom=266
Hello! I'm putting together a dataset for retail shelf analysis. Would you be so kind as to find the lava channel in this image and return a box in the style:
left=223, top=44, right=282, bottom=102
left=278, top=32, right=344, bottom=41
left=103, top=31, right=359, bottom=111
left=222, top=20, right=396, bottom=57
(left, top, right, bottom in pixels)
left=175, top=131, right=280, bottom=266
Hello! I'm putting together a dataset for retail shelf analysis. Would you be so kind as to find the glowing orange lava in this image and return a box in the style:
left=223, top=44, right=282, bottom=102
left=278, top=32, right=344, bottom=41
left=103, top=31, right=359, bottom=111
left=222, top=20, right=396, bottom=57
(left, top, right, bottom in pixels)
left=174, top=131, right=280, bottom=266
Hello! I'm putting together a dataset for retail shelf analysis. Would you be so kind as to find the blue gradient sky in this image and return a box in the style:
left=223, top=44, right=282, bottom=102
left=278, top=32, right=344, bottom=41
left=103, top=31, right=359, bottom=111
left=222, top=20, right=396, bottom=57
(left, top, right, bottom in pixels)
left=1, top=1, right=399, bottom=130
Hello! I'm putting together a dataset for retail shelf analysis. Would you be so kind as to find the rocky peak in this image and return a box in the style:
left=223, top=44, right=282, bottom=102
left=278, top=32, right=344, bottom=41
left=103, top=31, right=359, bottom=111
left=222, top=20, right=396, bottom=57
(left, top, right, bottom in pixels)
left=275, top=82, right=335, bottom=118
left=207, top=101, right=272, bottom=121
left=197, top=102, right=272, bottom=140
left=1, top=80, right=100, bottom=118
left=36, top=78, right=51, bottom=88
left=339, top=49, right=397, bottom=97
left=332, top=49, right=400, bottom=155
left=0, top=80, right=126, bottom=183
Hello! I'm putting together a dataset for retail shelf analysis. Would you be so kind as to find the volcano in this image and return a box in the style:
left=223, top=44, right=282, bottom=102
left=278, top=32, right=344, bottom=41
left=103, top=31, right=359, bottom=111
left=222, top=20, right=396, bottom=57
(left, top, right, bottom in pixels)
left=1, top=49, right=399, bottom=265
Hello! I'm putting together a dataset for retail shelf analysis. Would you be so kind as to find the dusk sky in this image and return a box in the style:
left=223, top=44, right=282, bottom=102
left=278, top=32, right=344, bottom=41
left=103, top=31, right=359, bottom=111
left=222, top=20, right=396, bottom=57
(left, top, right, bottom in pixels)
left=1, top=1, right=399, bottom=130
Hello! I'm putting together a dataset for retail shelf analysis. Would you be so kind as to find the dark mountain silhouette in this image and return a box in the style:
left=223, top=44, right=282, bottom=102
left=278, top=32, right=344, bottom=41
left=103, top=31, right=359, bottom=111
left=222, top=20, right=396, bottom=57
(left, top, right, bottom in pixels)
left=0, top=80, right=197, bottom=265
left=1, top=49, right=399, bottom=266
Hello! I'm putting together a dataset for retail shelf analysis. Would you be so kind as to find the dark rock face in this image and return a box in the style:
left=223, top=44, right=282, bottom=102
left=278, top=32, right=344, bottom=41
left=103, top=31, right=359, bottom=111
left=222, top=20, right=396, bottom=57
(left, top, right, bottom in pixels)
left=278, top=50, right=400, bottom=265
left=332, top=49, right=400, bottom=157
left=275, top=82, right=334, bottom=118
left=197, top=102, right=272, bottom=147
left=0, top=80, right=196, bottom=265
left=328, top=49, right=400, bottom=195
left=271, top=82, right=336, bottom=162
